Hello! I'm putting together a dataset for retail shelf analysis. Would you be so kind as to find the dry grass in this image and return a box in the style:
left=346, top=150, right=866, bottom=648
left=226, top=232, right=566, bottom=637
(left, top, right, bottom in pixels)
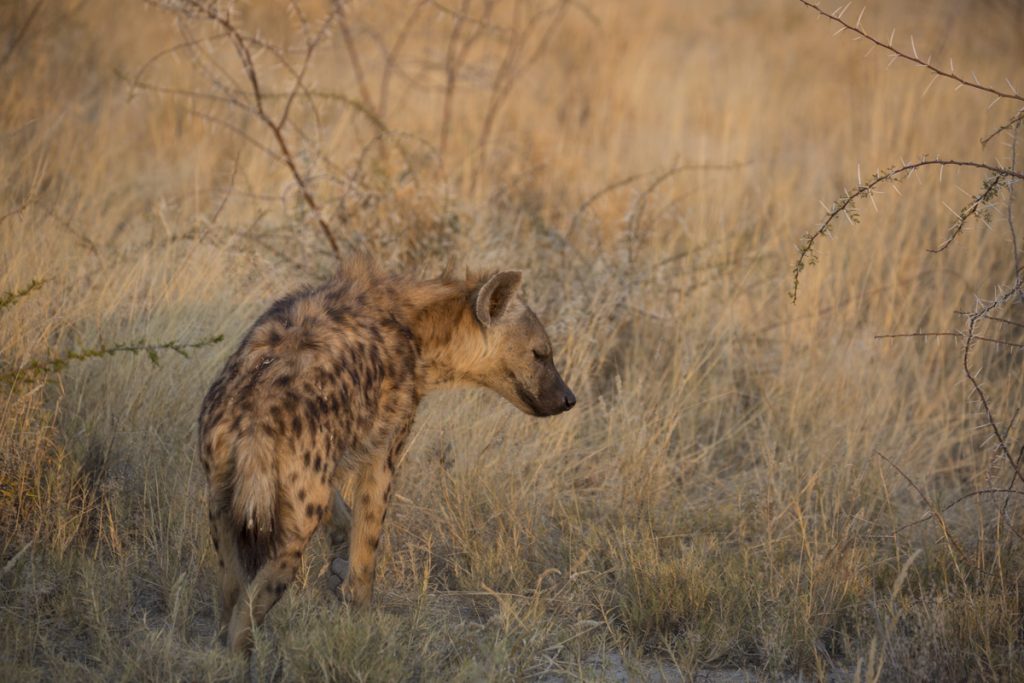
left=2, top=0, right=1023, bottom=680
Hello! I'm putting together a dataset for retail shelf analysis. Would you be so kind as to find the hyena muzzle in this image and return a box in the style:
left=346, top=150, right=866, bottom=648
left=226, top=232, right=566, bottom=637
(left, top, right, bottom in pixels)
left=198, top=262, right=575, bottom=652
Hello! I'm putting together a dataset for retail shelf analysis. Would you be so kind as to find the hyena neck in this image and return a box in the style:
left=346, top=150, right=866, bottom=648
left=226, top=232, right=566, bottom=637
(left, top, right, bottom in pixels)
left=399, top=278, right=485, bottom=392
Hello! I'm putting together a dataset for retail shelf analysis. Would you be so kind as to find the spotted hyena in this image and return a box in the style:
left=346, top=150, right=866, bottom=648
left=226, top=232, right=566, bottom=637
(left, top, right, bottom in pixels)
left=198, top=260, right=575, bottom=652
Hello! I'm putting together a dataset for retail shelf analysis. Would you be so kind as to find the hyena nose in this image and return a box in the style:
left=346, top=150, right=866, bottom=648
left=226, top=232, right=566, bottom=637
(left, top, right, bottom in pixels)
left=563, top=389, right=576, bottom=411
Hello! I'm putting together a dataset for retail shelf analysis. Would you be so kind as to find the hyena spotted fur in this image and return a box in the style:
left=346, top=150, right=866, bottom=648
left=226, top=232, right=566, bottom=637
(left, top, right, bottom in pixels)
left=198, top=260, right=575, bottom=652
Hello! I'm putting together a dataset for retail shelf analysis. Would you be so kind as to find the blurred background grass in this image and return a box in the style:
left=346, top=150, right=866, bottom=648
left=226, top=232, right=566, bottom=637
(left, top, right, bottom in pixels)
left=2, top=0, right=1023, bottom=680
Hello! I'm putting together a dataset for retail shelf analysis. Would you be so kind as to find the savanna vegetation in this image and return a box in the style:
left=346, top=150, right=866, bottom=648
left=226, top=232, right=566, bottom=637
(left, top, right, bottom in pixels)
left=2, top=1, right=1023, bottom=680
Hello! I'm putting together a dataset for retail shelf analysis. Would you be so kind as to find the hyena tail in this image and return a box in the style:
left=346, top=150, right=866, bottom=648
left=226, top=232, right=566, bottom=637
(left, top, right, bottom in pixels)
left=228, top=432, right=278, bottom=575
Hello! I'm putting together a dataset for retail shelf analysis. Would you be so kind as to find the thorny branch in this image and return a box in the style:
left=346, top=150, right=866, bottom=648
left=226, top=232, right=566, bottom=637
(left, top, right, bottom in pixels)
left=982, top=107, right=1024, bottom=147
left=140, top=0, right=575, bottom=265
left=796, top=0, right=1024, bottom=104
left=150, top=0, right=344, bottom=261
left=792, top=158, right=1022, bottom=301
left=891, top=487, right=1024, bottom=537
left=795, top=1, right=1024, bottom=551
left=874, top=331, right=1024, bottom=350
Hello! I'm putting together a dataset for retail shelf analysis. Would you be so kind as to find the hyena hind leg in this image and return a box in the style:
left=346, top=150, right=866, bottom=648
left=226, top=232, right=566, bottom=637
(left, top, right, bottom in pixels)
left=226, top=538, right=308, bottom=653
left=210, top=511, right=246, bottom=642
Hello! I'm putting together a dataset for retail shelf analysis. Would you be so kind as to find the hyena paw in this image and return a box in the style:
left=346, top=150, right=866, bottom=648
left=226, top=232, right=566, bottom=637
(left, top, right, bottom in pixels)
left=337, top=576, right=371, bottom=607
left=326, top=556, right=349, bottom=596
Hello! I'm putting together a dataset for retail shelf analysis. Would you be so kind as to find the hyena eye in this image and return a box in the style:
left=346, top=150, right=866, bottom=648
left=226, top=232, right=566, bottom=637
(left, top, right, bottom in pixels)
left=532, top=349, right=550, bottom=361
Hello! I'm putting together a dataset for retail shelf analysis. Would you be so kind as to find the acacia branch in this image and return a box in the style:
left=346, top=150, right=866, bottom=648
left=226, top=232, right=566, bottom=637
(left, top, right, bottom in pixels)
left=875, top=331, right=1024, bottom=349
left=792, top=158, right=1023, bottom=301
left=169, top=0, right=343, bottom=261
left=891, top=488, right=1024, bottom=535
left=982, top=107, right=1024, bottom=147
left=795, top=0, right=1024, bottom=552
left=796, top=0, right=1024, bottom=104
left=961, top=306, right=1024, bottom=527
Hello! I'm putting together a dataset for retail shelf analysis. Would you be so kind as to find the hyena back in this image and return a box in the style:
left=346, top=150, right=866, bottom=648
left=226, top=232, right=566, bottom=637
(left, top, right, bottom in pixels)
left=198, top=261, right=575, bottom=652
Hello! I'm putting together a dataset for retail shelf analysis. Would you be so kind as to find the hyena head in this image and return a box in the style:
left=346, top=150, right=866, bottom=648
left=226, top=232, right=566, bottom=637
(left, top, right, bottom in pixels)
left=463, top=271, right=576, bottom=417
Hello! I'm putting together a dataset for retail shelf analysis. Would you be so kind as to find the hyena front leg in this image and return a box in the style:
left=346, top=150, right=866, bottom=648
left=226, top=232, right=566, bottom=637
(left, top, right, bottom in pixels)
left=340, top=433, right=404, bottom=606
left=327, top=489, right=353, bottom=547
left=325, top=489, right=353, bottom=594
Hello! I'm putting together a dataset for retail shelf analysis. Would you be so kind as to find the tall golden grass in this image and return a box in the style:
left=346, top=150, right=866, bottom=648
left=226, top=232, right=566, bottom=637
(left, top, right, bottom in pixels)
left=2, top=0, right=1023, bottom=679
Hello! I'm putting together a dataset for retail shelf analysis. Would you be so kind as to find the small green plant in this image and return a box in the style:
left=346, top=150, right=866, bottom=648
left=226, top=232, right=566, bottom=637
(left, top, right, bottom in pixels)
left=0, top=278, right=45, bottom=313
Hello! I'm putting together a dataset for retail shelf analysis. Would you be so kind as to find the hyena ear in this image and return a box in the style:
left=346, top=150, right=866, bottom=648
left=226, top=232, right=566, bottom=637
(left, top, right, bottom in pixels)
left=473, top=271, right=522, bottom=327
